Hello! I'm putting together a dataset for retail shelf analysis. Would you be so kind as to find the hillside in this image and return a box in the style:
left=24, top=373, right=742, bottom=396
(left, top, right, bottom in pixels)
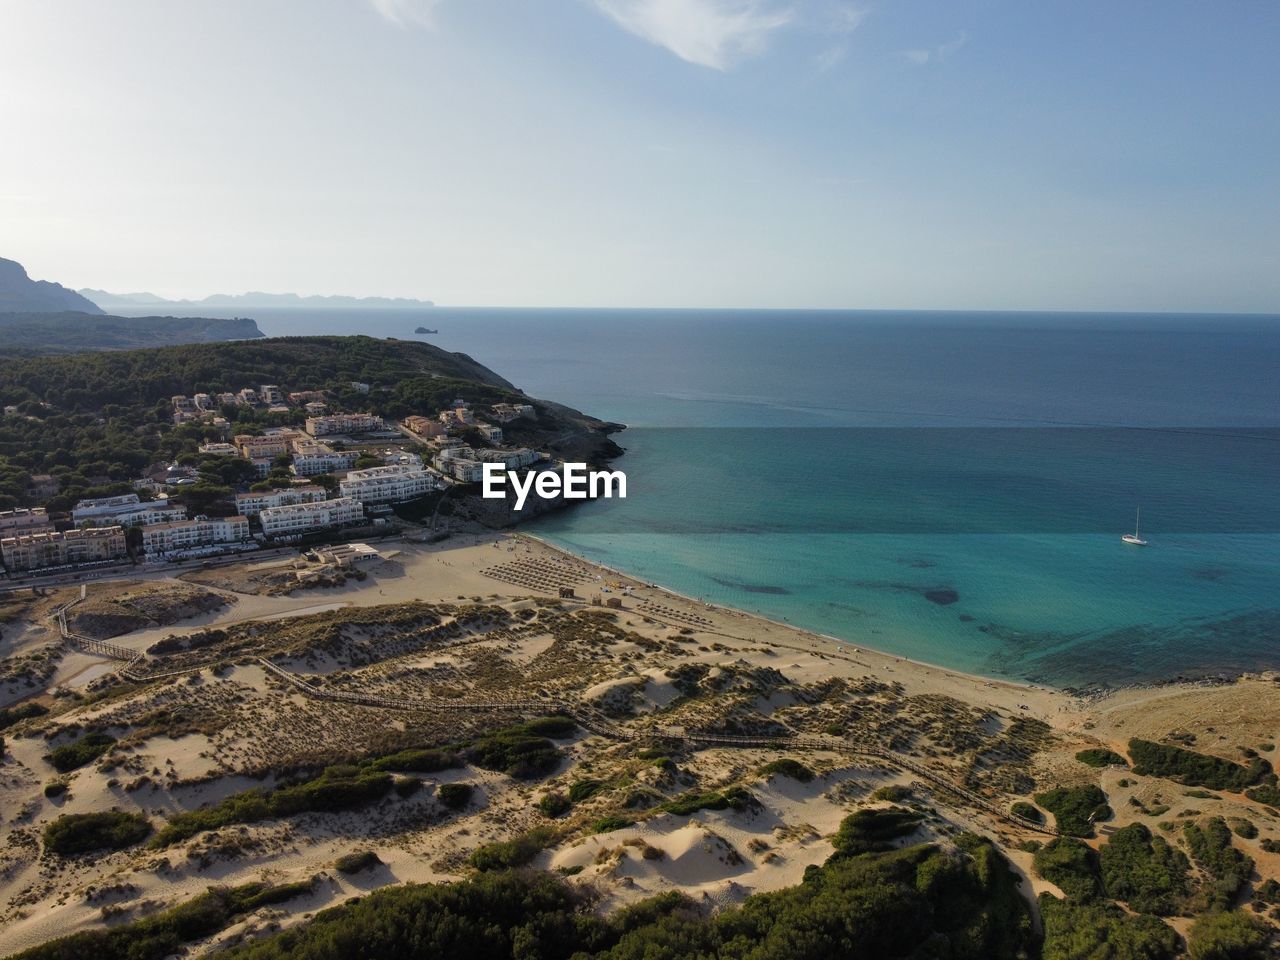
left=0, top=335, right=621, bottom=511
left=0, top=311, right=264, bottom=355
left=0, top=257, right=103, bottom=314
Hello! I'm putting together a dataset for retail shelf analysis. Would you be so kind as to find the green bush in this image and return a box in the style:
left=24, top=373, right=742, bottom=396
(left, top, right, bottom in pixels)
left=335, top=850, right=382, bottom=874
left=1187, top=910, right=1270, bottom=960
left=1010, top=800, right=1043, bottom=823
left=568, top=778, right=606, bottom=802
left=1034, top=784, right=1111, bottom=837
left=43, top=781, right=68, bottom=799
left=1033, top=838, right=1101, bottom=901
left=369, top=748, right=461, bottom=773
left=43, top=811, right=151, bottom=856
left=1243, top=782, right=1280, bottom=806
left=1075, top=748, right=1128, bottom=768
left=1184, top=817, right=1253, bottom=912
left=1098, top=823, right=1189, bottom=915
left=1039, top=895, right=1180, bottom=960
left=591, top=815, right=634, bottom=834
left=520, top=715, right=577, bottom=738
left=468, top=826, right=558, bottom=870
left=757, top=758, right=815, bottom=782
left=1128, top=739, right=1271, bottom=791
left=831, top=807, right=924, bottom=857
left=538, top=791, right=570, bottom=817
left=45, top=732, right=116, bottom=772
left=659, top=786, right=755, bottom=816
left=465, top=724, right=562, bottom=779
left=437, top=782, right=474, bottom=810
left=154, top=767, right=394, bottom=846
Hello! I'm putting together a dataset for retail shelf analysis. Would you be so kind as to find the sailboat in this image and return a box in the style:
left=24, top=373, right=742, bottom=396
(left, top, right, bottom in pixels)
left=1121, top=507, right=1148, bottom=546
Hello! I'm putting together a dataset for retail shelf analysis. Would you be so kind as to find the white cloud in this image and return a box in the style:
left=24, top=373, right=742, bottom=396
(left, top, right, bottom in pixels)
left=368, top=0, right=443, bottom=27
left=903, top=31, right=966, bottom=66
left=591, top=0, right=795, bottom=70
left=824, top=3, right=868, bottom=35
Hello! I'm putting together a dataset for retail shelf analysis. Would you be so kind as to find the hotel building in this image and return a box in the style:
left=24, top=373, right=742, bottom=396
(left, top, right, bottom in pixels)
left=259, top=497, right=364, bottom=537
left=141, top=516, right=251, bottom=556
left=338, top=464, right=440, bottom=504
left=1, top=526, right=127, bottom=572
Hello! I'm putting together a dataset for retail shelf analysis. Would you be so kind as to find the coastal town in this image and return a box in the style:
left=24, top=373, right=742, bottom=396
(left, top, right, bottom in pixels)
left=0, top=383, right=546, bottom=578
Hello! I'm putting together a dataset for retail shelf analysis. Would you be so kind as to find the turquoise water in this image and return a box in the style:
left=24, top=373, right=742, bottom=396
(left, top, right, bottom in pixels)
left=123, top=306, right=1280, bottom=687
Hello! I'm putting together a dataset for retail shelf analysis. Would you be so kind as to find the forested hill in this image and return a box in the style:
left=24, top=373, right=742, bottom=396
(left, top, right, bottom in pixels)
left=0, top=311, right=264, bottom=355
left=0, top=336, right=620, bottom=512
left=0, top=336, right=514, bottom=412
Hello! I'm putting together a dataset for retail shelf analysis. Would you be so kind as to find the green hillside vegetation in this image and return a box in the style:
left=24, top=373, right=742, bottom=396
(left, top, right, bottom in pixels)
left=0, top=336, right=595, bottom=511
left=6, top=880, right=315, bottom=960
left=1128, top=739, right=1272, bottom=791
left=1183, top=817, right=1254, bottom=912
left=221, top=832, right=1032, bottom=960
left=1098, top=823, right=1189, bottom=915
left=1038, top=896, right=1180, bottom=960
left=1187, top=910, right=1272, bottom=960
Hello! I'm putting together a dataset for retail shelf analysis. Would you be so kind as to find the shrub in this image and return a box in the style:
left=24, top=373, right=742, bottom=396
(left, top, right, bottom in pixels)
left=1229, top=818, right=1258, bottom=839
left=758, top=758, right=815, bottom=782
left=466, top=726, right=561, bottom=779
left=1187, top=910, right=1270, bottom=960
left=1128, top=739, right=1271, bottom=791
left=659, top=786, right=756, bottom=816
left=1010, top=800, right=1043, bottom=823
left=568, top=778, right=606, bottom=802
left=1184, top=817, right=1253, bottom=912
left=1033, top=838, right=1101, bottom=901
left=520, top=715, right=577, bottom=738
left=536, top=791, right=570, bottom=817
left=1098, top=823, right=1189, bottom=915
left=43, top=781, right=68, bottom=799
left=43, top=811, right=151, bottom=856
left=154, top=767, right=394, bottom=846
left=437, top=782, right=474, bottom=810
left=870, top=785, right=911, bottom=802
left=335, top=850, right=382, bottom=874
left=45, top=732, right=116, bottom=772
left=369, top=748, right=461, bottom=773
left=831, top=807, right=924, bottom=857
left=1243, top=782, right=1280, bottom=806
left=1075, top=748, right=1128, bottom=768
left=1034, top=785, right=1111, bottom=837
left=468, top=826, right=558, bottom=870
left=1039, top=895, right=1180, bottom=960
left=591, top=815, right=634, bottom=834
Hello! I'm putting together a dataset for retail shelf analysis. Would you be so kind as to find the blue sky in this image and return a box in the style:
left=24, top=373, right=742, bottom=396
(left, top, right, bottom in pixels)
left=1, top=0, right=1277, bottom=310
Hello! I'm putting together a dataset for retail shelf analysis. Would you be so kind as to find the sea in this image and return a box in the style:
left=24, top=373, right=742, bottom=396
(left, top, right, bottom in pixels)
left=120, top=306, right=1280, bottom=689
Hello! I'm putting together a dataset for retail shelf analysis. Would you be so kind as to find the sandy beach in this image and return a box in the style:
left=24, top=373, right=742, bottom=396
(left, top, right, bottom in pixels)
left=1, top=530, right=1276, bottom=955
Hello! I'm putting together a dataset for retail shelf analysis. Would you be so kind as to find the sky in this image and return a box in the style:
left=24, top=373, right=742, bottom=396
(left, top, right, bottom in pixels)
left=1, top=0, right=1277, bottom=311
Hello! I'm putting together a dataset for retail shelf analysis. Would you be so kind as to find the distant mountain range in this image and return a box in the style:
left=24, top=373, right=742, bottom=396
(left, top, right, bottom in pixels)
left=80, top=289, right=436, bottom=310
left=0, top=257, right=104, bottom=314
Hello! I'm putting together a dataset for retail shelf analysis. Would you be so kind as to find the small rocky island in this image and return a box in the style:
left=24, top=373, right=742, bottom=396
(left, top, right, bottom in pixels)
left=414, top=326, right=437, bottom=334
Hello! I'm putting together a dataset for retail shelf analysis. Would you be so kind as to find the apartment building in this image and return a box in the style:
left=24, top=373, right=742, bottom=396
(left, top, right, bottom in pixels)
left=0, top=507, right=54, bottom=537
left=141, top=516, right=250, bottom=556
left=259, top=384, right=284, bottom=405
left=477, top=423, right=503, bottom=443
left=71, top=494, right=187, bottom=528
left=304, top=413, right=385, bottom=437
left=290, top=441, right=360, bottom=477
left=234, top=485, right=327, bottom=518
left=438, top=408, right=475, bottom=430
left=403, top=415, right=446, bottom=438
left=259, top=497, right=364, bottom=538
left=490, top=403, right=534, bottom=422
left=1, top=526, right=127, bottom=572
left=235, top=431, right=303, bottom=460
left=199, top=442, right=239, bottom=456
left=338, top=464, right=440, bottom=504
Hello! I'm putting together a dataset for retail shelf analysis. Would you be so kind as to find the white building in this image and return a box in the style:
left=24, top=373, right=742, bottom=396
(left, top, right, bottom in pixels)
left=259, top=384, right=284, bottom=405
left=477, top=423, right=503, bottom=443
left=305, top=413, right=385, bottom=437
left=259, top=497, right=364, bottom=538
left=290, top=443, right=360, bottom=476
left=234, top=485, right=327, bottom=518
left=72, top=494, right=187, bottom=528
left=199, top=442, right=239, bottom=457
left=141, top=516, right=250, bottom=556
left=339, top=464, right=441, bottom=504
